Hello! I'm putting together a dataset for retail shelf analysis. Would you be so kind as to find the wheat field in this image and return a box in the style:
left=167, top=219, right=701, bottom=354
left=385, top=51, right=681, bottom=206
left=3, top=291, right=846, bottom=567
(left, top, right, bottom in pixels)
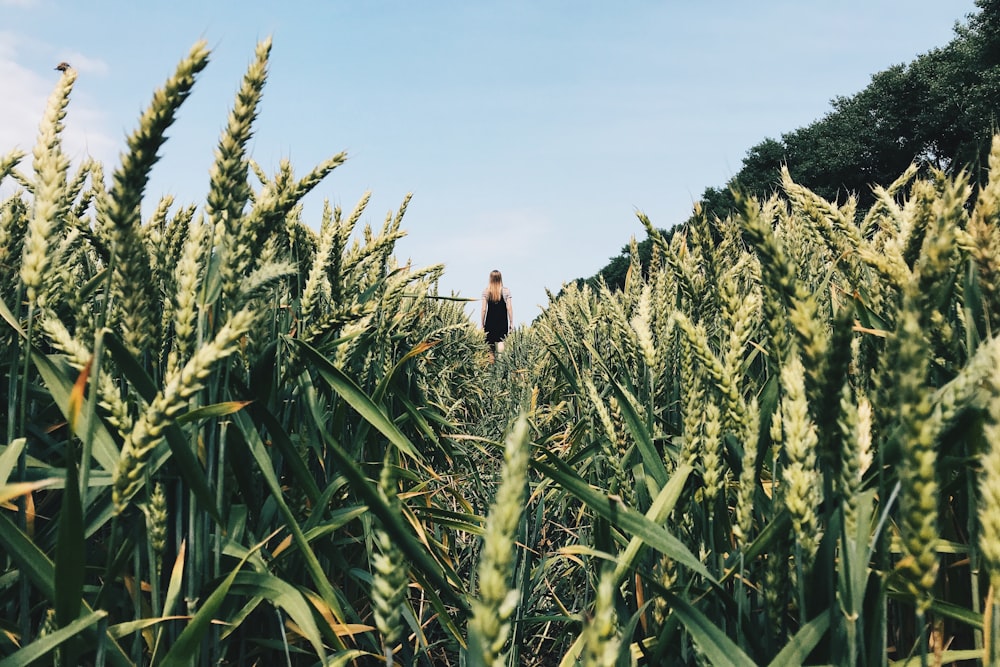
left=2, top=40, right=1000, bottom=667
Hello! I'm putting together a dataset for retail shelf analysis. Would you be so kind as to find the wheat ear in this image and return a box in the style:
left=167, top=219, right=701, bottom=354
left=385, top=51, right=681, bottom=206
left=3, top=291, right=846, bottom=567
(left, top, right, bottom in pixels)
left=21, top=67, right=76, bottom=307
left=113, top=308, right=256, bottom=512
left=468, top=415, right=531, bottom=667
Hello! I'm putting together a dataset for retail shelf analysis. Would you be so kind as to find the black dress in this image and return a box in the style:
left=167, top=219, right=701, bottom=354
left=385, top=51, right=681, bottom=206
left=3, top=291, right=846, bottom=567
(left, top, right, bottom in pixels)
left=484, top=292, right=509, bottom=344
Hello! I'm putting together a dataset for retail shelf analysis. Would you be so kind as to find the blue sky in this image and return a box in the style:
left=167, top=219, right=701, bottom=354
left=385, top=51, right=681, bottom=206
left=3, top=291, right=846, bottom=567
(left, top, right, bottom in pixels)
left=0, top=0, right=980, bottom=324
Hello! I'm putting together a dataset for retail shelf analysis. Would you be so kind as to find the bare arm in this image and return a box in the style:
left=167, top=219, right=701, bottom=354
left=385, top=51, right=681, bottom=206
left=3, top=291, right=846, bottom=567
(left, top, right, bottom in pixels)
left=506, top=293, right=514, bottom=332
left=481, top=297, right=487, bottom=329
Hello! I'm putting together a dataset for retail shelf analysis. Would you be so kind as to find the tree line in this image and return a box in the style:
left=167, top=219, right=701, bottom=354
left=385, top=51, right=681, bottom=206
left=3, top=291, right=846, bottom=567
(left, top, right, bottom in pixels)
left=576, top=0, right=1000, bottom=293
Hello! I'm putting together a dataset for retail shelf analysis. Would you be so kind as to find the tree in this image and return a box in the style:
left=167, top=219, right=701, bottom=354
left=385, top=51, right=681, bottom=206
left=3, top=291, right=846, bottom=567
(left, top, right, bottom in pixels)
left=571, top=2, right=1000, bottom=292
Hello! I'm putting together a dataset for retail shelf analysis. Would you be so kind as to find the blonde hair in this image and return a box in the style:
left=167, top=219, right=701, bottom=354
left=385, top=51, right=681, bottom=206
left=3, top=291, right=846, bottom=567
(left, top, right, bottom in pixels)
left=487, top=270, right=503, bottom=302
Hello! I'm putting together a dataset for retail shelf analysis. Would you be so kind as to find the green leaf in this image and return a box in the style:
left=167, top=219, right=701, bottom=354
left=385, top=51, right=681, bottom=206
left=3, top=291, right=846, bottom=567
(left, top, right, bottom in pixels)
left=722, top=508, right=792, bottom=581
left=533, top=451, right=713, bottom=582
left=613, top=463, right=692, bottom=584
left=151, top=541, right=188, bottom=663
left=230, top=409, right=350, bottom=645
left=888, top=649, right=983, bottom=666
left=0, top=611, right=106, bottom=667
left=0, top=513, right=132, bottom=667
left=766, top=610, right=830, bottom=666
left=886, top=587, right=984, bottom=628
left=543, top=333, right=583, bottom=397
left=840, top=488, right=877, bottom=632
left=606, top=375, right=668, bottom=491
left=246, top=400, right=321, bottom=507
left=396, top=392, right=444, bottom=451
left=55, top=443, right=84, bottom=632
left=421, top=294, right=475, bottom=303
left=0, top=294, right=25, bottom=340
left=294, top=339, right=422, bottom=462
left=158, top=561, right=244, bottom=667
left=328, top=650, right=378, bottom=666
left=162, top=540, right=187, bottom=617
left=301, top=506, right=369, bottom=540
left=175, top=400, right=252, bottom=424
left=617, top=602, right=651, bottom=667
left=665, top=592, right=756, bottom=667
left=411, top=506, right=485, bottom=536
left=110, top=616, right=190, bottom=639
left=231, top=572, right=327, bottom=662
left=371, top=339, right=435, bottom=405
left=317, top=423, right=471, bottom=614
left=31, top=350, right=119, bottom=472
left=851, top=288, right=890, bottom=334
left=0, top=512, right=55, bottom=600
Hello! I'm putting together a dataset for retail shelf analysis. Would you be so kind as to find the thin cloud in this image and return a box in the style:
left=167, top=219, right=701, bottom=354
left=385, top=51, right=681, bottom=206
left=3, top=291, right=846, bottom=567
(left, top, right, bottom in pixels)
left=0, top=31, right=117, bottom=176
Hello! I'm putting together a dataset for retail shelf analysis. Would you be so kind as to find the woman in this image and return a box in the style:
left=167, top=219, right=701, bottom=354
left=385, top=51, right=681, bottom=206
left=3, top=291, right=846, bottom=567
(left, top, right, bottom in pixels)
left=481, top=269, right=513, bottom=360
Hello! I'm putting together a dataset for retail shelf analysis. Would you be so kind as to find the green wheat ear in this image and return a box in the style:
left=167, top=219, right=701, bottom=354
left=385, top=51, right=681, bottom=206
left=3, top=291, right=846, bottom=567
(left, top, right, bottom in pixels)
left=210, top=37, right=272, bottom=312
left=112, top=308, right=256, bottom=512
left=468, top=414, right=531, bottom=667
left=0, top=149, right=25, bottom=183
left=21, top=66, right=75, bottom=307
left=892, top=296, right=940, bottom=613
left=980, top=349, right=1000, bottom=665
left=146, top=482, right=168, bottom=578
left=372, top=462, right=409, bottom=665
left=99, top=40, right=209, bottom=355
left=733, top=397, right=760, bottom=547
left=582, top=567, right=621, bottom=667
left=981, top=381, right=1000, bottom=580
left=779, top=353, right=822, bottom=572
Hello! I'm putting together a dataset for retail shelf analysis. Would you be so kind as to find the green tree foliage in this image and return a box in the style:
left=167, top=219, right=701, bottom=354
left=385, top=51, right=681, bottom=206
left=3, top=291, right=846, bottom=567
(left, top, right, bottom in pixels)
left=578, top=1, right=1000, bottom=290
left=719, top=0, right=1000, bottom=215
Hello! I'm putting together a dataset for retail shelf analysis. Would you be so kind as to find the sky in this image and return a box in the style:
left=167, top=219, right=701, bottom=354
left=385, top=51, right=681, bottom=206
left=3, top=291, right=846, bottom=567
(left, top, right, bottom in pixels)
left=0, top=0, right=981, bottom=325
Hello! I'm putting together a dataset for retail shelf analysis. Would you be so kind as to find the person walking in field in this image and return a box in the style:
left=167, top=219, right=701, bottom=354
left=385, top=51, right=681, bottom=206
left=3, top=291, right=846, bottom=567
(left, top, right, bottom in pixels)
left=481, top=269, right=513, bottom=362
